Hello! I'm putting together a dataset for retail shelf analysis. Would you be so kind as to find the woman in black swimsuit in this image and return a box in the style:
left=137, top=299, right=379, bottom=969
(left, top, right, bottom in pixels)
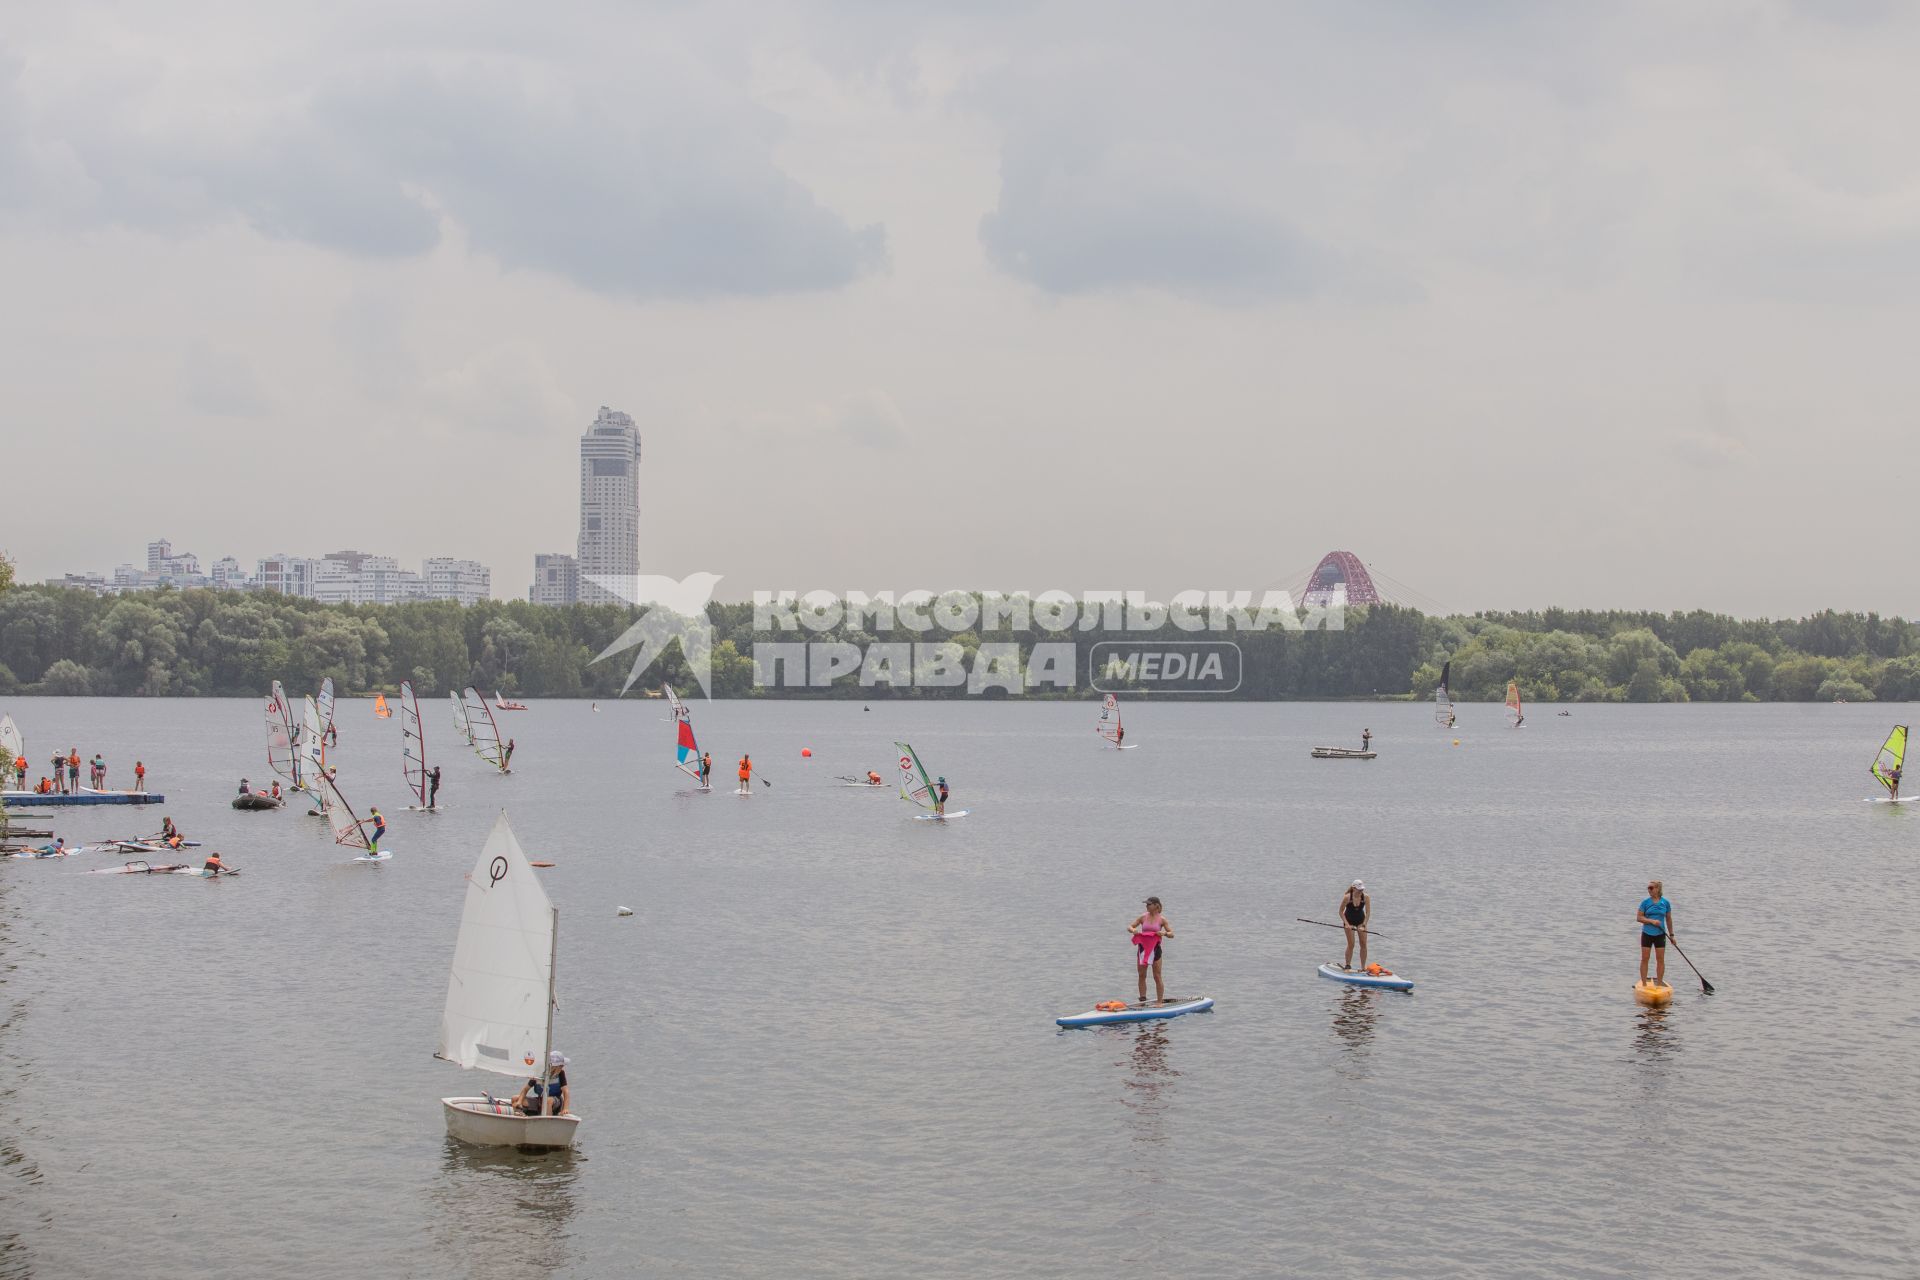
left=1339, top=881, right=1371, bottom=970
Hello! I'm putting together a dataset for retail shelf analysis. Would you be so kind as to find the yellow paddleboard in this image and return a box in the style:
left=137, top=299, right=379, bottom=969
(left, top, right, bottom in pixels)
left=1634, top=980, right=1673, bottom=1006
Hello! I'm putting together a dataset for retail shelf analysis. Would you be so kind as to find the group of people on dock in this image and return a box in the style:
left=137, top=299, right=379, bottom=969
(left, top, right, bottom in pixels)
left=7, top=748, right=146, bottom=795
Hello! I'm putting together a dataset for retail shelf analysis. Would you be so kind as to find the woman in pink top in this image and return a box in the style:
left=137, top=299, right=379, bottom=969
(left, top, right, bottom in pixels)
left=1126, top=896, right=1175, bottom=1005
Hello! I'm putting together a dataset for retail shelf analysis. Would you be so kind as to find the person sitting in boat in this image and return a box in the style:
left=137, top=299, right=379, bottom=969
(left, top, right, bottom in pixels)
left=1128, top=896, right=1173, bottom=1005
left=269, top=780, right=283, bottom=801
left=866, top=769, right=882, bottom=785
left=357, top=807, right=387, bottom=853
left=237, top=778, right=253, bottom=796
left=510, top=1051, right=570, bottom=1117
left=935, top=776, right=950, bottom=815
left=203, top=852, right=227, bottom=876
left=1339, top=881, right=1371, bottom=970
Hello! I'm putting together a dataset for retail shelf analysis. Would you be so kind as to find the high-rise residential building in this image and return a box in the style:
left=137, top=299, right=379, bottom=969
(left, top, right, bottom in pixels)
left=257, top=554, right=319, bottom=598
left=211, top=556, right=246, bottom=590
left=424, top=557, right=492, bottom=606
left=147, top=539, right=172, bottom=573
left=576, top=406, right=641, bottom=605
left=530, top=553, right=579, bottom=607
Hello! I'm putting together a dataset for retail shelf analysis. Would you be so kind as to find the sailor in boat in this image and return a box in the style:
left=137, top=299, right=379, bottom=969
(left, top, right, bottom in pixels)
left=427, top=766, right=442, bottom=810
left=699, top=752, right=713, bottom=788
left=508, top=1051, right=572, bottom=1117
left=270, top=780, right=283, bottom=802
left=1339, top=881, right=1371, bottom=970
left=237, top=777, right=253, bottom=797
left=1361, top=728, right=1372, bottom=753
left=1637, top=881, right=1673, bottom=987
left=1128, top=896, right=1173, bottom=1005
left=934, top=776, right=950, bottom=816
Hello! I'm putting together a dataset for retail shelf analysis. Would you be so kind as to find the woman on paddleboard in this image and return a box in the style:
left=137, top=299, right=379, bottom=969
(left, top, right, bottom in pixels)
left=1339, top=881, right=1371, bottom=970
left=1128, top=896, right=1174, bottom=1004
left=1637, top=880, right=1674, bottom=986
left=737, top=754, right=752, bottom=794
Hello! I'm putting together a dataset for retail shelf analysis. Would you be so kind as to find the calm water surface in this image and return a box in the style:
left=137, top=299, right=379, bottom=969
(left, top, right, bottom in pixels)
left=2, top=698, right=1917, bottom=1278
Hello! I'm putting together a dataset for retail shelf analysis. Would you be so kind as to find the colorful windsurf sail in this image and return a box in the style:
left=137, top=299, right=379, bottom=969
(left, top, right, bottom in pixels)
left=895, top=741, right=937, bottom=811
left=665, top=684, right=703, bottom=784
left=1097, top=693, right=1123, bottom=745
left=267, top=681, right=299, bottom=785
left=373, top=693, right=392, bottom=719
left=401, top=680, right=429, bottom=807
left=1434, top=662, right=1455, bottom=727
left=1871, top=725, right=1908, bottom=795
left=462, top=687, right=509, bottom=773
left=1505, top=680, right=1524, bottom=728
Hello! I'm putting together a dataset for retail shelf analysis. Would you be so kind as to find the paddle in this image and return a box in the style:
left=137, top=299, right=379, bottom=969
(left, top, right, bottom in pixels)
left=1295, top=917, right=1390, bottom=939
left=1664, top=934, right=1715, bottom=995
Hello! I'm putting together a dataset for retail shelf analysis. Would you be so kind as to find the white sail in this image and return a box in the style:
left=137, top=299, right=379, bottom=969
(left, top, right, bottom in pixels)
left=401, top=680, right=428, bottom=807
left=1096, top=694, right=1122, bottom=745
left=438, top=813, right=556, bottom=1080
left=266, top=682, right=298, bottom=784
left=450, top=689, right=475, bottom=747
left=463, top=687, right=509, bottom=772
left=317, top=769, right=371, bottom=849
left=302, top=696, right=326, bottom=780
left=0, top=713, right=23, bottom=763
left=895, top=741, right=937, bottom=811
left=1434, top=661, right=1455, bottom=728
left=317, top=676, right=336, bottom=741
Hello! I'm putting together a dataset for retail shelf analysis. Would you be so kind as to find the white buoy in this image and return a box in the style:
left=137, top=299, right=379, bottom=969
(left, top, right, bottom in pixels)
left=617, top=906, right=634, bottom=916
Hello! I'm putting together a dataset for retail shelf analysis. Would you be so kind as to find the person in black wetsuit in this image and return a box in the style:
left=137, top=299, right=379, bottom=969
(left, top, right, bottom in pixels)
left=427, top=766, right=441, bottom=810
left=1339, top=881, right=1371, bottom=970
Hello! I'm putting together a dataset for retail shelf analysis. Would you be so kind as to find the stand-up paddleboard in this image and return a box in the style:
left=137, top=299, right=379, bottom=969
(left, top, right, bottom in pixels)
left=913, top=810, right=969, bottom=821
left=1057, top=996, right=1213, bottom=1028
left=842, top=781, right=888, bottom=788
left=1634, top=980, right=1673, bottom=1006
left=1317, top=963, right=1414, bottom=992
left=353, top=851, right=393, bottom=862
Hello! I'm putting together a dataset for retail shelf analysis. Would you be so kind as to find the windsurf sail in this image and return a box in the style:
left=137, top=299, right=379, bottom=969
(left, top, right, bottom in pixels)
left=1434, top=662, right=1455, bottom=727
left=317, top=769, right=372, bottom=850
left=1871, top=725, right=1908, bottom=795
left=373, top=693, right=392, bottom=719
left=267, top=681, right=299, bottom=785
left=401, top=680, right=429, bottom=807
left=317, top=677, right=336, bottom=745
left=665, top=684, right=703, bottom=783
left=1096, top=693, right=1122, bottom=745
left=895, top=741, right=937, bottom=811
left=451, top=690, right=475, bottom=747
left=1505, top=680, right=1524, bottom=728
left=0, top=714, right=23, bottom=765
left=462, top=687, right=509, bottom=772
left=302, top=696, right=326, bottom=782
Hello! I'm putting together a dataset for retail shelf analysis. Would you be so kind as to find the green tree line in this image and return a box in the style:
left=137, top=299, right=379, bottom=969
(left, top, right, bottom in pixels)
left=0, top=582, right=1917, bottom=702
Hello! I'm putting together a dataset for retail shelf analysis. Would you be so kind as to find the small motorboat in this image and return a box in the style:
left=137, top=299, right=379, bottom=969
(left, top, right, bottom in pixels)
left=493, top=691, right=529, bottom=711
left=232, top=791, right=285, bottom=811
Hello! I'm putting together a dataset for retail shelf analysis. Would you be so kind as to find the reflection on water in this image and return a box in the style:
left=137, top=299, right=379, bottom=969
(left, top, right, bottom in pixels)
left=1109, top=1023, right=1179, bottom=1171
left=427, top=1137, right=582, bottom=1278
left=0, top=886, right=46, bottom=1277
left=1330, top=988, right=1381, bottom=1069
left=1632, top=1005, right=1680, bottom=1067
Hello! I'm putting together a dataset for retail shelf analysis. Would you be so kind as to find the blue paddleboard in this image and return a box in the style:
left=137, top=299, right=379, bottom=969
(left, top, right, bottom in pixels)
left=1056, top=996, right=1213, bottom=1028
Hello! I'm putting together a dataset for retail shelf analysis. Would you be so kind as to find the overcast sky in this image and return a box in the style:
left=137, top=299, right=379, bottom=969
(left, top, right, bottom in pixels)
left=3, top=1, right=1917, bottom=616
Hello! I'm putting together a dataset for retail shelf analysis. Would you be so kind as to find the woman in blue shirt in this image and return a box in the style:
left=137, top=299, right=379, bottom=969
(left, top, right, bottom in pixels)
left=1637, top=879, right=1675, bottom=986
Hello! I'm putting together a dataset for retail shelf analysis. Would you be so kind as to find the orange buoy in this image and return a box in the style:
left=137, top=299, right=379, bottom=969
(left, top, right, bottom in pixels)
left=801, top=747, right=813, bottom=758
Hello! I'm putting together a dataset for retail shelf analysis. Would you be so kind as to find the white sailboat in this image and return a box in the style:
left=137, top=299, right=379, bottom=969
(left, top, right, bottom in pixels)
left=438, top=813, right=579, bottom=1149
left=1096, top=693, right=1132, bottom=748
left=401, top=680, right=436, bottom=811
left=266, top=682, right=299, bottom=788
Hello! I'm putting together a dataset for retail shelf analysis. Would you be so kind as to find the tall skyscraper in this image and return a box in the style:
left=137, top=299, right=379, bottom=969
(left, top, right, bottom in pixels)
left=576, top=406, right=641, bottom=605
left=530, top=553, right=579, bottom=607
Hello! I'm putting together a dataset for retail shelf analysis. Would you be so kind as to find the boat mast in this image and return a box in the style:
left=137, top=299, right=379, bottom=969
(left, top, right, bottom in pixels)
left=543, top=904, right=558, bottom=1093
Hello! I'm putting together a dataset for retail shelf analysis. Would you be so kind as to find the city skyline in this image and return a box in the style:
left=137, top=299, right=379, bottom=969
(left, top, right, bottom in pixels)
left=5, top=6, right=1920, bottom=616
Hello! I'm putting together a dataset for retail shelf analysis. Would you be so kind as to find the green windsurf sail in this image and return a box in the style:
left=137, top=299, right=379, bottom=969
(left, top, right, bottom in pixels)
left=1871, top=725, right=1908, bottom=795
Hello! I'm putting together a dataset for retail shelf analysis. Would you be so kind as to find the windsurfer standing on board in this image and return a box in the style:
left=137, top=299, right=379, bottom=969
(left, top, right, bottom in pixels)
left=427, top=766, right=442, bottom=810
left=1888, top=763, right=1903, bottom=801
left=357, top=806, right=387, bottom=853
left=699, top=751, right=712, bottom=788
left=935, top=776, right=950, bottom=817
left=1340, top=881, right=1371, bottom=970
left=1128, top=896, right=1173, bottom=1004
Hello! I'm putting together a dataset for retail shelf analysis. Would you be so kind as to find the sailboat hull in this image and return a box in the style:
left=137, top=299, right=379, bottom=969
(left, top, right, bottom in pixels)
left=441, top=1097, right=581, bottom=1149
